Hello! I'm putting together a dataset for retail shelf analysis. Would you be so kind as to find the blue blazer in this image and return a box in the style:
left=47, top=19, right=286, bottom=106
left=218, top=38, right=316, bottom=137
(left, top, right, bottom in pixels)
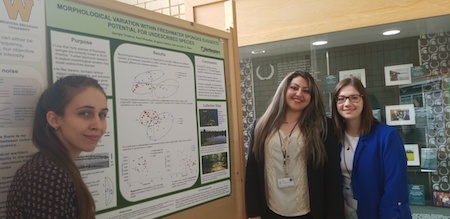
left=346, top=122, right=412, bottom=219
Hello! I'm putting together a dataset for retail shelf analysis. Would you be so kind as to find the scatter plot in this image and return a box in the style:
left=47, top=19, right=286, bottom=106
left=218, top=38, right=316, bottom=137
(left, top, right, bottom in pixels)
left=131, top=70, right=179, bottom=98
left=139, top=109, right=174, bottom=140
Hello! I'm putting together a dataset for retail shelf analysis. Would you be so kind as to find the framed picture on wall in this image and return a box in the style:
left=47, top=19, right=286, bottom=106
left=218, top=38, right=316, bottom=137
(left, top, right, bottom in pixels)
left=384, top=64, right=413, bottom=86
left=433, top=191, right=450, bottom=207
left=385, top=104, right=415, bottom=126
left=404, top=144, right=420, bottom=166
left=421, top=148, right=438, bottom=172
left=339, top=68, right=366, bottom=87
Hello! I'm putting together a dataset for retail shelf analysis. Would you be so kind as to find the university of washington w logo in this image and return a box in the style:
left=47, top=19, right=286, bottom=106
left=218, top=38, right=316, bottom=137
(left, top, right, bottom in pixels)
left=3, top=0, right=34, bottom=22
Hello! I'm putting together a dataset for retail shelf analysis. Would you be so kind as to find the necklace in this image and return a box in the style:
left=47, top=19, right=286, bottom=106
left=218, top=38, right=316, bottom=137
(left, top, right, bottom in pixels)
left=278, top=121, right=299, bottom=176
left=342, top=134, right=358, bottom=179
left=343, top=143, right=352, bottom=179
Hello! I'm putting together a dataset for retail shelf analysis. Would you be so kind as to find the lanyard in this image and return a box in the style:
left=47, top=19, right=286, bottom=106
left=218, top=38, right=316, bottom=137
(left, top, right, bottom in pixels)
left=278, top=121, right=299, bottom=176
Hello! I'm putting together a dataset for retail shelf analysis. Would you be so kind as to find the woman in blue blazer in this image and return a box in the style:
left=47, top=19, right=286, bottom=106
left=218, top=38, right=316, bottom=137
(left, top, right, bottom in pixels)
left=331, top=77, right=412, bottom=219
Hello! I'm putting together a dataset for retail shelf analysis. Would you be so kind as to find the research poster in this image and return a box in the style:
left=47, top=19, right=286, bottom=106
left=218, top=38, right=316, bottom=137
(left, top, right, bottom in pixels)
left=0, top=0, right=47, bottom=217
left=0, top=0, right=231, bottom=218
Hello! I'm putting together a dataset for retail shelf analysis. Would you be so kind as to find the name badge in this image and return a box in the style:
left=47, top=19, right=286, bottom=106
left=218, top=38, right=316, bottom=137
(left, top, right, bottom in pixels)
left=277, top=177, right=294, bottom=188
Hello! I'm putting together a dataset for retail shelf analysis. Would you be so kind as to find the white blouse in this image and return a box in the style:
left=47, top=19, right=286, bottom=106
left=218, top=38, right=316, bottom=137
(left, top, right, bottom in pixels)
left=341, top=132, right=359, bottom=218
left=264, top=129, right=310, bottom=217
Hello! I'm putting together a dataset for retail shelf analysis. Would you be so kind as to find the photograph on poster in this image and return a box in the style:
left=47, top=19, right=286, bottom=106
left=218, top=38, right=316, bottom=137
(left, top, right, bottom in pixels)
left=339, top=68, right=366, bottom=87
left=384, top=64, right=413, bottom=86
left=404, top=144, right=420, bottom=166
left=385, top=104, right=415, bottom=126
left=421, top=148, right=437, bottom=172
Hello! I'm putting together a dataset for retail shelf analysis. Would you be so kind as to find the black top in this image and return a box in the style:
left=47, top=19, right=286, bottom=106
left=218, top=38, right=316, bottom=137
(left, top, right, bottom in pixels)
left=7, top=153, right=79, bottom=218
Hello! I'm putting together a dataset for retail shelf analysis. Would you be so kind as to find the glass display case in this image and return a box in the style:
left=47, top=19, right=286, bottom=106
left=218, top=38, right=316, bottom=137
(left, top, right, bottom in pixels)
left=239, top=15, right=450, bottom=214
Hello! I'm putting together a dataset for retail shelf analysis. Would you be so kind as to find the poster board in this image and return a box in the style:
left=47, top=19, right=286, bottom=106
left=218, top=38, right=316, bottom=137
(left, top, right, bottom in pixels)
left=0, top=0, right=244, bottom=218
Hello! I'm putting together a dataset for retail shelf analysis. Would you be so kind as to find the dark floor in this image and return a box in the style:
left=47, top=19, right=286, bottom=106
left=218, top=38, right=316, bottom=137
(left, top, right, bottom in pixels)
left=411, top=205, right=450, bottom=218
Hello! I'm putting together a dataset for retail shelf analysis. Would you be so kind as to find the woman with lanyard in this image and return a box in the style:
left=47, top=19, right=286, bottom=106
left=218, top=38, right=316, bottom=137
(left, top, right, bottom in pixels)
left=331, top=76, right=411, bottom=219
left=245, top=70, right=344, bottom=219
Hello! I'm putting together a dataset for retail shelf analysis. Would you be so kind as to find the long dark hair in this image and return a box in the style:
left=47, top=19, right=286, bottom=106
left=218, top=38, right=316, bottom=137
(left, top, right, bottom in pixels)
left=331, top=76, right=376, bottom=143
left=32, top=75, right=105, bottom=219
left=252, top=70, right=327, bottom=167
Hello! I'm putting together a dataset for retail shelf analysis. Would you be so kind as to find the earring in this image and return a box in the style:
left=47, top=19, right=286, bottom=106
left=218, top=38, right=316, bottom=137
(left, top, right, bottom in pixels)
left=54, top=126, right=59, bottom=130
